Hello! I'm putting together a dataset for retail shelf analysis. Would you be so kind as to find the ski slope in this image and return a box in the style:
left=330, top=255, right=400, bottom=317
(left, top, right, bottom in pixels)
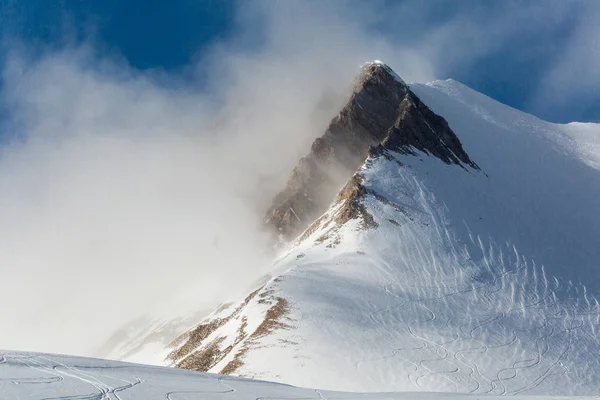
left=0, top=350, right=594, bottom=399
left=163, top=77, right=600, bottom=395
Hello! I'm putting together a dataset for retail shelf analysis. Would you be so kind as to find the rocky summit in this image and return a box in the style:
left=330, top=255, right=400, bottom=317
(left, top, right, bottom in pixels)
left=265, top=61, right=477, bottom=240
left=104, top=61, right=600, bottom=397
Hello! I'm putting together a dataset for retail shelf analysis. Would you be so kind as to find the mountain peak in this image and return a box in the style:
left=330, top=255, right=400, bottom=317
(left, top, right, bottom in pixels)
left=359, top=60, right=406, bottom=86
left=264, top=63, right=477, bottom=240
left=113, top=73, right=600, bottom=397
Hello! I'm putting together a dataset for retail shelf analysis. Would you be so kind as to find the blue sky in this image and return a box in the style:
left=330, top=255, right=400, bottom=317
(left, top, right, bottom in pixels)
left=0, top=0, right=598, bottom=357
left=0, top=0, right=235, bottom=70
left=1, top=0, right=598, bottom=123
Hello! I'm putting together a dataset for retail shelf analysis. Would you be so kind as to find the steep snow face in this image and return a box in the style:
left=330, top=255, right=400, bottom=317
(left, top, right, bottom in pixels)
left=165, top=78, right=600, bottom=396
left=3, top=350, right=594, bottom=400
left=411, top=80, right=600, bottom=287
left=560, top=122, right=600, bottom=171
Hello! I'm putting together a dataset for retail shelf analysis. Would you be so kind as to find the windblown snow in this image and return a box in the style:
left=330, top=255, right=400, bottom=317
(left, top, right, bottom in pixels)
left=153, top=75, right=600, bottom=397
left=0, top=63, right=598, bottom=398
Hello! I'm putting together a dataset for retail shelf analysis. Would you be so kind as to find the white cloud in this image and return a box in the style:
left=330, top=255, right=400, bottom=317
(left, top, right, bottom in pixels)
left=0, top=0, right=596, bottom=357
left=0, top=1, right=435, bottom=355
left=530, top=3, right=600, bottom=121
left=0, top=37, right=363, bottom=354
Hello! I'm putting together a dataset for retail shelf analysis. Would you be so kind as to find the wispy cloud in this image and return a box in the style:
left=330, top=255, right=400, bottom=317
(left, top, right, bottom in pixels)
left=0, top=41, right=358, bottom=354
left=0, top=0, right=596, bottom=357
left=530, top=2, right=600, bottom=121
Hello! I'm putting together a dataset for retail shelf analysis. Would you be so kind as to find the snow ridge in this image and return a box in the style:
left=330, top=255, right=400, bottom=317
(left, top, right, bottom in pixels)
left=166, top=147, right=600, bottom=395
left=112, top=64, right=600, bottom=397
left=265, top=62, right=475, bottom=240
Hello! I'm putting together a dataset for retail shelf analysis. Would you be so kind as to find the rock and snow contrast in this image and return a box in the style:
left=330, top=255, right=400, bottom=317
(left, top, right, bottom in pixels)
left=6, top=61, right=600, bottom=398
left=159, top=62, right=600, bottom=396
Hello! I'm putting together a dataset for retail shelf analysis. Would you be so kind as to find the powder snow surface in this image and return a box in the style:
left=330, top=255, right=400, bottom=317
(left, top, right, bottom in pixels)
left=93, top=78, right=600, bottom=397
left=0, top=350, right=594, bottom=399
left=167, top=79, right=600, bottom=396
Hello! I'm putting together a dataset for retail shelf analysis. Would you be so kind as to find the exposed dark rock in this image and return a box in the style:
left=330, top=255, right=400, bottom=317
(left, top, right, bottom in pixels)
left=383, top=92, right=479, bottom=169
left=249, top=297, right=291, bottom=339
left=168, top=285, right=264, bottom=366
left=265, top=63, right=409, bottom=239
left=265, top=62, right=477, bottom=240
left=167, top=318, right=225, bottom=362
left=334, top=175, right=378, bottom=229
left=177, top=336, right=225, bottom=371
left=168, top=284, right=293, bottom=375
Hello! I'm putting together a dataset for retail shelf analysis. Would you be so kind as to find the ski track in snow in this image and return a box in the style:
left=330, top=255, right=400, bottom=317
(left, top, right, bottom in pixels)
left=165, top=377, right=237, bottom=400
left=0, top=353, right=143, bottom=400
left=103, top=77, right=600, bottom=396
left=4, top=350, right=580, bottom=400
left=357, top=220, right=600, bottom=396
left=226, top=146, right=600, bottom=394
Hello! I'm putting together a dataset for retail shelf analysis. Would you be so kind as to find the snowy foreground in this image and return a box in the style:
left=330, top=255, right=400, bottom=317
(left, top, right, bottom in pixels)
left=0, top=350, right=591, bottom=400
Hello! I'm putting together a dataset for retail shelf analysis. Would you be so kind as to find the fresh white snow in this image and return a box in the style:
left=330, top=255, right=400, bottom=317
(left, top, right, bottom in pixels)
left=160, top=78, right=600, bottom=396
left=0, top=350, right=594, bottom=399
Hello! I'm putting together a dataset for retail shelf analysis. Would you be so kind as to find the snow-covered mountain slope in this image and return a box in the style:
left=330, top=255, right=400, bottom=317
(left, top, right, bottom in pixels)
left=3, top=350, right=593, bottom=400
left=126, top=64, right=600, bottom=396
left=411, top=80, right=600, bottom=284
left=96, top=311, right=205, bottom=366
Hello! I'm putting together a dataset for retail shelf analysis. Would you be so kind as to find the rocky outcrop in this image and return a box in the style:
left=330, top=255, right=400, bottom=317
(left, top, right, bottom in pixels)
left=264, top=62, right=409, bottom=239
left=265, top=61, right=478, bottom=240
left=166, top=283, right=292, bottom=375
left=383, top=92, right=478, bottom=169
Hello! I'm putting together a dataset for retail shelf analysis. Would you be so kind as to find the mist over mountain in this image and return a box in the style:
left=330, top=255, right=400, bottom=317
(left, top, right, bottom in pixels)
left=1, top=0, right=599, bottom=360
left=1, top=2, right=600, bottom=399
left=141, top=62, right=600, bottom=396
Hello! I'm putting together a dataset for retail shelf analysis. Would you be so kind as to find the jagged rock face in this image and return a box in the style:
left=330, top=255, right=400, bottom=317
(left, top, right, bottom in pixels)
left=155, top=68, right=600, bottom=395
left=264, top=63, right=409, bottom=239
left=384, top=92, right=479, bottom=169
left=265, top=62, right=477, bottom=240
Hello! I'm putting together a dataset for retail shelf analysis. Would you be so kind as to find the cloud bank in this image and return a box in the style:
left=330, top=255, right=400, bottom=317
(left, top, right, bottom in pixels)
left=0, top=0, right=598, bottom=357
